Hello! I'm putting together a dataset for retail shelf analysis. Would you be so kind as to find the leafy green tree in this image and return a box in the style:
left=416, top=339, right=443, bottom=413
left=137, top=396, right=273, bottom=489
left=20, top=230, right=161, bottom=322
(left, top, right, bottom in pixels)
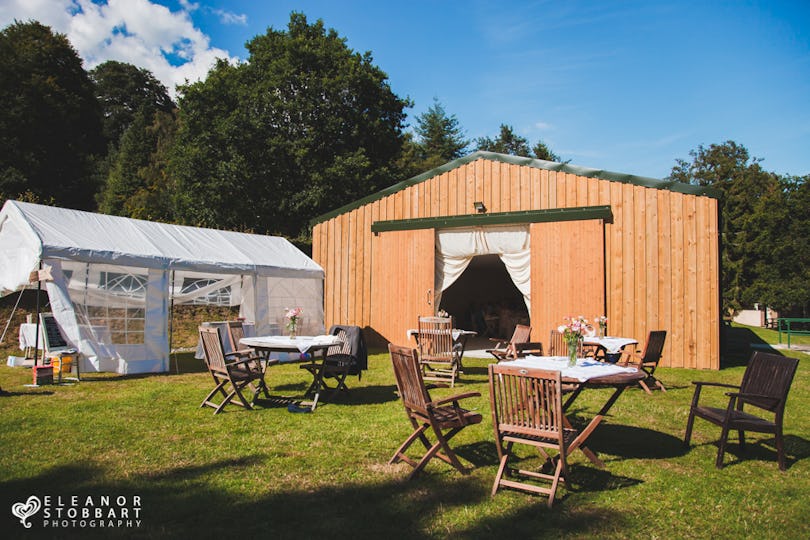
left=476, top=124, right=561, bottom=162
left=171, top=13, right=409, bottom=240
left=746, top=175, right=810, bottom=315
left=0, top=21, right=103, bottom=209
left=99, top=108, right=178, bottom=220
left=532, top=140, right=561, bottom=162
left=90, top=60, right=175, bottom=147
left=122, top=110, right=179, bottom=222
left=92, top=61, right=176, bottom=215
left=668, top=140, right=808, bottom=315
left=476, top=124, right=531, bottom=156
left=392, top=132, right=425, bottom=183
left=413, top=99, right=468, bottom=168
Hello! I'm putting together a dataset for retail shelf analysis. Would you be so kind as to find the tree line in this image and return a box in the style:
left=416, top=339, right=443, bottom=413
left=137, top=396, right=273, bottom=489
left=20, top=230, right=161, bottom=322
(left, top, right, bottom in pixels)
left=0, top=15, right=807, bottom=316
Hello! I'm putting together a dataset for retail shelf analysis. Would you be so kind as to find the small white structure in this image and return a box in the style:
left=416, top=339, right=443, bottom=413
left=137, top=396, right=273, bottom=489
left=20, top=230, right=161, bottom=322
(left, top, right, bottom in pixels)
left=733, top=305, right=779, bottom=328
left=0, top=200, right=324, bottom=374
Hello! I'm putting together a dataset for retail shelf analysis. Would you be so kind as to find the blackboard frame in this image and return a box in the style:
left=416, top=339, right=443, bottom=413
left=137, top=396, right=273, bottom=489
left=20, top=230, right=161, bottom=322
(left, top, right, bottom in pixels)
left=39, top=312, right=70, bottom=354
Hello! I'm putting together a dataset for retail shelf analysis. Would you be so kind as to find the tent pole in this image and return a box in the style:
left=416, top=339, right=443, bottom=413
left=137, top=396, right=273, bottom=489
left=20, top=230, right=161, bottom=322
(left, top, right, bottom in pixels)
left=33, top=261, right=42, bottom=366
left=0, top=287, right=25, bottom=344
left=168, top=270, right=174, bottom=374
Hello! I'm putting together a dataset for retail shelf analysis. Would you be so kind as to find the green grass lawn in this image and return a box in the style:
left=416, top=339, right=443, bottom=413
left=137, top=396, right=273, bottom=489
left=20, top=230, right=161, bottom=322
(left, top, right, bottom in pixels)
left=0, top=322, right=808, bottom=539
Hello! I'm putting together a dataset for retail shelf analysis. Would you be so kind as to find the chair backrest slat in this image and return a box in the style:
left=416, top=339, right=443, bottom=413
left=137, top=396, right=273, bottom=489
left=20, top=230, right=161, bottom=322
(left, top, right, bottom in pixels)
left=199, top=326, right=227, bottom=372
left=548, top=329, right=565, bottom=356
left=740, top=351, right=799, bottom=413
left=389, top=344, right=431, bottom=413
left=511, top=324, right=531, bottom=344
left=417, top=316, right=454, bottom=359
left=489, top=364, right=564, bottom=441
left=226, top=321, right=247, bottom=352
left=548, top=329, right=583, bottom=356
left=641, top=330, right=667, bottom=363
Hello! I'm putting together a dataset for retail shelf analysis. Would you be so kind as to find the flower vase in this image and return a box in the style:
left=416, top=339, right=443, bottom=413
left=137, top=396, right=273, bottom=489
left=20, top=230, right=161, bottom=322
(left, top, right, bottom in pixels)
left=599, top=324, right=606, bottom=338
left=289, top=326, right=297, bottom=340
left=567, top=340, right=578, bottom=368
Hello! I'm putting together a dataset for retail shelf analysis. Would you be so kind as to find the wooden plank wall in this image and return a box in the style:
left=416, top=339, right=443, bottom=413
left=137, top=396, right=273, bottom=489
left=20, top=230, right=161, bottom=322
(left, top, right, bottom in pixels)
left=369, top=228, right=434, bottom=344
left=312, top=158, right=720, bottom=369
left=530, top=219, right=605, bottom=344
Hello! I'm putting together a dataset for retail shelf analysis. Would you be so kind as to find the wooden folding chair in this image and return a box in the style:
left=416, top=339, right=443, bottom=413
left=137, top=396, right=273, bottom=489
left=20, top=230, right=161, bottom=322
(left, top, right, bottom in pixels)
left=417, top=316, right=461, bottom=387
left=489, top=363, right=577, bottom=507
left=547, top=329, right=567, bottom=356
left=684, top=351, right=799, bottom=470
left=486, top=324, right=543, bottom=361
left=388, top=344, right=482, bottom=479
left=198, top=326, right=268, bottom=414
left=548, top=328, right=592, bottom=356
left=623, top=330, right=667, bottom=394
left=299, top=325, right=366, bottom=399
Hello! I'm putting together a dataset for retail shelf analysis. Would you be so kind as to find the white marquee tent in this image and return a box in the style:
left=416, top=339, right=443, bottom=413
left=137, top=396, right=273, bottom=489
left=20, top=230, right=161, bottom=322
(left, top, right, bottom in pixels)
left=0, top=200, right=325, bottom=374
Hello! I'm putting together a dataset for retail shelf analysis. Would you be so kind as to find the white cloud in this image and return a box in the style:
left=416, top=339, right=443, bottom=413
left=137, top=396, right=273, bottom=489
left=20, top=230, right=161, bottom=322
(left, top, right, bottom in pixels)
left=0, top=0, right=239, bottom=97
left=534, top=121, right=554, bottom=131
left=212, top=8, right=246, bottom=26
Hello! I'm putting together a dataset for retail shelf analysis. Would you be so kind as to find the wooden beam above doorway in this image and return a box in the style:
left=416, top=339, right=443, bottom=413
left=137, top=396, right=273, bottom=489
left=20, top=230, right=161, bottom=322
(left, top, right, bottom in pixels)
left=371, top=205, right=613, bottom=234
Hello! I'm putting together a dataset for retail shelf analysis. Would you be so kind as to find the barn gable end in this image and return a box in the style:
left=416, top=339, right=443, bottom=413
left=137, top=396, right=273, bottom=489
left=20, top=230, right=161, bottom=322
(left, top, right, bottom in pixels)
left=313, top=151, right=720, bottom=369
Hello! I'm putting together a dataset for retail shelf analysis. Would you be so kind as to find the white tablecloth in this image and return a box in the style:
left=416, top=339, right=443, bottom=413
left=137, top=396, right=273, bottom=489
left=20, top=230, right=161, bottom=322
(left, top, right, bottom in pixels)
left=583, top=336, right=638, bottom=354
left=500, top=355, right=637, bottom=382
left=406, top=329, right=476, bottom=341
left=240, top=335, right=342, bottom=354
left=18, top=323, right=39, bottom=350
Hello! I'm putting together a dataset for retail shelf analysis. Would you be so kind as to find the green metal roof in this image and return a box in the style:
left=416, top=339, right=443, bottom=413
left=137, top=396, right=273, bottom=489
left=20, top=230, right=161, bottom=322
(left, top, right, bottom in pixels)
left=371, top=206, right=613, bottom=233
left=312, top=151, right=720, bottom=225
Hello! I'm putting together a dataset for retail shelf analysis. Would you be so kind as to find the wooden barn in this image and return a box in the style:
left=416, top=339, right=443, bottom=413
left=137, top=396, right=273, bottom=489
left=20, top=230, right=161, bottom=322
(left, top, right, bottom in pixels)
left=312, top=151, right=721, bottom=369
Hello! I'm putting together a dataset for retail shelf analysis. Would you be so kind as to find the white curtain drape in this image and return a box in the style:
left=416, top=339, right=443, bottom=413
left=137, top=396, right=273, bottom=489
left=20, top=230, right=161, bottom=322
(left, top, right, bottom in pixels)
left=434, top=225, right=531, bottom=311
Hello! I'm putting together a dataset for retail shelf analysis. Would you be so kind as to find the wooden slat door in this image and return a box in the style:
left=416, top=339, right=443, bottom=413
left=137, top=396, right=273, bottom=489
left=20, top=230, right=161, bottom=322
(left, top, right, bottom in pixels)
left=371, top=228, right=435, bottom=344
left=530, top=220, right=605, bottom=343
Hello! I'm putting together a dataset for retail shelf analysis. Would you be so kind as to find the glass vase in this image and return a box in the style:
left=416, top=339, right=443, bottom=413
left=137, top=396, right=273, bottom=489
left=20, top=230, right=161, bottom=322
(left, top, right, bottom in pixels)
left=567, top=340, right=578, bottom=367
left=289, top=325, right=297, bottom=340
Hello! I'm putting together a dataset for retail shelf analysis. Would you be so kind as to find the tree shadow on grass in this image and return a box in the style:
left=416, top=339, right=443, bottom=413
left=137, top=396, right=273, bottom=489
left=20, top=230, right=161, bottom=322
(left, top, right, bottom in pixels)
left=459, top=364, right=489, bottom=378
left=721, top=324, right=779, bottom=368
left=584, top=424, right=688, bottom=461
left=454, top=440, right=500, bottom=468
left=0, top=457, right=634, bottom=539
left=0, top=389, right=54, bottom=397
left=688, top=434, right=810, bottom=471
left=569, top=464, right=643, bottom=493
left=321, top=384, right=400, bottom=406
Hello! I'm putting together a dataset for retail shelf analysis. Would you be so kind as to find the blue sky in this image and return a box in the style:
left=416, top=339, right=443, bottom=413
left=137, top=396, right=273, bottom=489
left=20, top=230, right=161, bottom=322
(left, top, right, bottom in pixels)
left=1, top=0, right=808, bottom=179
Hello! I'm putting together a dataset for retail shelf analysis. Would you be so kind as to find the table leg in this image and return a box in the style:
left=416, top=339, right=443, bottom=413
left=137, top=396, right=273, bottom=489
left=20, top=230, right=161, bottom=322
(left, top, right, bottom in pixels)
left=252, top=350, right=272, bottom=398
left=302, top=348, right=332, bottom=411
left=565, top=385, right=628, bottom=469
left=455, top=335, right=470, bottom=373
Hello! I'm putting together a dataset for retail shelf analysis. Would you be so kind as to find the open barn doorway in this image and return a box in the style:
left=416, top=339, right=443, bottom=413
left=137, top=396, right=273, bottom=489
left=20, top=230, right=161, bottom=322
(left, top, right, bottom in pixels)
left=438, top=254, right=529, bottom=343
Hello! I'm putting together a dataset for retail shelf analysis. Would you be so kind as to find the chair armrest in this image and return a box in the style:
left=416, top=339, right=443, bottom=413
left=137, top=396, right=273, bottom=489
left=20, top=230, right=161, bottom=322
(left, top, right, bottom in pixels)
left=425, top=382, right=450, bottom=390
left=432, top=391, right=481, bottom=406
left=515, top=342, right=543, bottom=353
left=224, top=356, right=262, bottom=368
left=225, top=349, right=258, bottom=360
left=725, top=391, right=780, bottom=408
left=688, top=381, right=741, bottom=409
left=691, top=381, right=740, bottom=390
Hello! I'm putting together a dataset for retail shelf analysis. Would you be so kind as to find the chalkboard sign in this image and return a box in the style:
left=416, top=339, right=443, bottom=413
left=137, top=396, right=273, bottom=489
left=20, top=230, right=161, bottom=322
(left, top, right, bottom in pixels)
left=39, top=313, right=70, bottom=353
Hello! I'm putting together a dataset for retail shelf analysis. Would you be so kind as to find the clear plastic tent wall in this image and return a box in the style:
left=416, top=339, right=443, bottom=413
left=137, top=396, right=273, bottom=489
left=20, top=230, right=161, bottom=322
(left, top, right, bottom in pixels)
left=0, top=200, right=325, bottom=374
